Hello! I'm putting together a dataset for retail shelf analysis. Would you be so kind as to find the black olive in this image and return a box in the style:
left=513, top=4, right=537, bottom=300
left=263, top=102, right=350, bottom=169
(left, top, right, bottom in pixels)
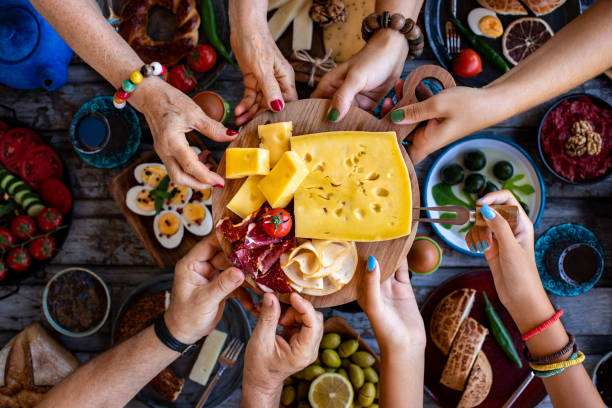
left=441, top=163, right=465, bottom=185
left=493, top=161, right=514, bottom=181
left=464, top=173, right=486, bottom=193
left=463, top=150, right=486, bottom=171
left=479, top=181, right=500, bottom=198
left=520, top=201, right=530, bottom=215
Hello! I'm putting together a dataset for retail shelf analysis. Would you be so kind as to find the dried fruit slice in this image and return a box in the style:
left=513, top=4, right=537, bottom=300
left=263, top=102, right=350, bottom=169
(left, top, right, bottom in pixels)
left=502, top=17, right=553, bottom=66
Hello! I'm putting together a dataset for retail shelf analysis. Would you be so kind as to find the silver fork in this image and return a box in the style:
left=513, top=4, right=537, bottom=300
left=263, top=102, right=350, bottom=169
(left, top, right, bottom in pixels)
left=195, top=337, right=244, bottom=408
left=445, top=0, right=460, bottom=56
left=414, top=205, right=519, bottom=228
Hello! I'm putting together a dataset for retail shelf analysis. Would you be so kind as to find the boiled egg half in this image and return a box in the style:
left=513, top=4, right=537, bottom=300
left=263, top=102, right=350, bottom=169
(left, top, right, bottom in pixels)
left=163, top=183, right=192, bottom=211
left=181, top=201, right=213, bottom=236
left=126, top=185, right=156, bottom=216
left=153, top=210, right=184, bottom=249
left=468, top=8, right=503, bottom=38
left=134, top=163, right=167, bottom=188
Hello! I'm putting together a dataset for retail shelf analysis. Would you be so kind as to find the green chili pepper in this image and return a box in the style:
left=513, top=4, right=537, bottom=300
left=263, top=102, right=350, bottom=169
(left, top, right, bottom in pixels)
left=482, top=291, right=523, bottom=368
left=200, top=0, right=238, bottom=70
left=449, top=18, right=510, bottom=74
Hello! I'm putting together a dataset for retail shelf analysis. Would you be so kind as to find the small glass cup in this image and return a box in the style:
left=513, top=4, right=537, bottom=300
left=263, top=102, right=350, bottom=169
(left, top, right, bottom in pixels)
left=73, top=111, right=110, bottom=154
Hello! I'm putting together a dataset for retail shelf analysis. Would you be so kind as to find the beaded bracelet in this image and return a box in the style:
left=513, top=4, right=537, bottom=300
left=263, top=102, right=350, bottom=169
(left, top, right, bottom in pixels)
left=361, top=12, right=424, bottom=59
left=529, top=351, right=585, bottom=372
left=533, top=352, right=578, bottom=378
left=113, top=62, right=167, bottom=109
left=521, top=310, right=564, bottom=341
left=526, top=333, right=576, bottom=365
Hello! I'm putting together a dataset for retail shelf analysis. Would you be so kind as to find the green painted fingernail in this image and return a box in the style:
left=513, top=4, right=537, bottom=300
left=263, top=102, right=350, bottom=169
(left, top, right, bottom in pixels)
left=390, top=109, right=404, bottom=122
left=327, top=108, right=339, bottom=122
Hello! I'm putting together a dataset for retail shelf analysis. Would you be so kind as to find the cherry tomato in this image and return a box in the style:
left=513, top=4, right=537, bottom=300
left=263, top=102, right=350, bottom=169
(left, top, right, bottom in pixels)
left=189, top=44, right=217, bottom=73
left=29, top=236, right=56, bottom=261
left=262, top=209, right=292, bottom=238
left=37, top=208, right=63, bottom=233
left=0, top=228, right=15, bottom=250
left=453, top=49, right=483, bottom=78
left=11, top=215, right=36, bottom=240
left=7, top=247, right=30, bottom=271
left=168, top=64, right=197, bottom=93
left=0, top=261, right=7, bottom=281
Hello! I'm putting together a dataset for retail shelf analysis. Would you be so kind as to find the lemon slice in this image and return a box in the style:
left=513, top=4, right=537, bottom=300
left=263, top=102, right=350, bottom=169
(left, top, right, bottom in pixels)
left=308, top=373, right=354, bottom=408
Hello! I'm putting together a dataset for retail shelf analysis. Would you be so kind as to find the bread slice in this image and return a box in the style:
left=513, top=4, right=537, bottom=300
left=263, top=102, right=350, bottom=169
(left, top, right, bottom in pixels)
left=430, top=289, right=476, bottom=355
left=476, top=0, right=527, bottom=15
left=25, top=323, right=79, bottom=386
left=525, top=0, right=566, bottom=15
left=440, top=317, right=488, bottom=391
left=457, top=352, right=493, bottom=408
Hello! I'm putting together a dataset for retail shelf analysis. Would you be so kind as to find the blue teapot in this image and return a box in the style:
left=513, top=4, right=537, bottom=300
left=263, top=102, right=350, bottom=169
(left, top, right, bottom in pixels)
left=0, top=0, right=73, bottom=91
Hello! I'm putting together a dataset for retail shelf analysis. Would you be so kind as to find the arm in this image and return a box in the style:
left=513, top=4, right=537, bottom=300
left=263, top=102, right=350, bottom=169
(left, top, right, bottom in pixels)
left=467, top=191, right=604, bottom=408
left=30, top=0, right=237, bottom=188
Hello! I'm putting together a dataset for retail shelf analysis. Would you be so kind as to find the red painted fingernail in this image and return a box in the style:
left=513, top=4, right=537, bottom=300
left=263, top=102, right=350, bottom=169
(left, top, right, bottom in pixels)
left=226, top=129, right=238, bottom=136
left=214, top=184, right=223, bottom=188
left=270, top=99, right=283, bottom=112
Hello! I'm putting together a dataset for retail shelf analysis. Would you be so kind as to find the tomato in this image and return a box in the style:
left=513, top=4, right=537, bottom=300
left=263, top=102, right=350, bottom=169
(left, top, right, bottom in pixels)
left=7, top=247, right=30, bottom=271
left=189, top=44, right=217, bottom=73
left=262, top=209, right=292, bottom=238
left=453, top=49, right=483, bottom=78
left=168, top=64, right=197, bottom=93
left=29, top=236, right=55, bottom=261
left=0, top=128, right=44, bottom=174
left=37, top=208, right=63, bottom=232
left=40, top=178, right=72, bottom=215
left=0, top=261, right=7, bottom=281
left=11, top=215, right=36, bottom=240
left=0, top=228, right=15, bottom=250
left=20, top=146, right=63, bottom=189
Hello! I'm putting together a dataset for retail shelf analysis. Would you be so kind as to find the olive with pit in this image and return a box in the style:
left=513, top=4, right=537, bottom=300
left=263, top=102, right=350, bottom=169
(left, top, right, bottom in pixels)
left=494, top=160, right=514, bottom=181
left=349, top=363, right=365, bottom=388
left=341, top=358, right=351, bottom=368
left=464, top=150, right=486, bottom=171
left=338, top=339, right=359, bottom=358
left=302, top=364, right=325, bottom=381
left=351, top=351, right=376, bottom=368
left=320, top=333, right=341, bottom=349
left=321, top=349, right=342, bottom=368
left=283, top=376, right=294, bottom=385
left=281, top=386, right=296, bottom=405
left=464, top=173, right=486, bottom=194
left=358, top=382, right=376, bottom=406
left=296, top=381, right=309, bottom=400
left=441, top=163, right=465, bottom=185
left=363, top=366, right=379, bottom=383
left=479, top=181, right=500, bottom=197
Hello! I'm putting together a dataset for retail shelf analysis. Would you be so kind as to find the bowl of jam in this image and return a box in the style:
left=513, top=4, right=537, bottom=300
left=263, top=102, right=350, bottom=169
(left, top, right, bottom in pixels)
left=43, top=267, right=111, bottom=337
left=593, top=350, right=612, bottom=406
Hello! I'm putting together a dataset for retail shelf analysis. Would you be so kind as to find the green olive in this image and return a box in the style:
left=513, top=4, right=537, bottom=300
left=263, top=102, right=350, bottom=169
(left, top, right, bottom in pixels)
left=370, top=404, right=379, bottom=408
left=324, top=367, right=338, bottom=373
left=441, top=163, right=465, bottom=185
left=281, top=386, right=296, bottom=406
left=479, top=181, right=500, bottom=198
left=338, top=339, right=359, bottom=358
left=464, top=150, right=486, bottom=171
left=313, top=356, right=321, bottom=366
left=337, top=368, right=349, bottom=380
left=348, top=364, right=365, bottom=389
left=296, top=401, right=310, bottom=408
left=321, top=349, right=342, bottom=368
left=320, top=333, right=341, bottom=349
left=375, top=382, right=379, bottom=399
left=358, top=382, right=376, bottom=406
left=283, top=376, right=295, bottom=386
left=493, top=160, right=514, bottom=181
left=302, top=364, right=325, bottom=381
left=464, top=173, right=486, bottom=194
left=351, top=351, right=375, bottom=368
left=363, top=367, right=379, bottom=383
left=520, top=201, right=530, bottom=215
left=342, top=358, right=351, bottom=368
left=297, top=381, right=309, bottom=401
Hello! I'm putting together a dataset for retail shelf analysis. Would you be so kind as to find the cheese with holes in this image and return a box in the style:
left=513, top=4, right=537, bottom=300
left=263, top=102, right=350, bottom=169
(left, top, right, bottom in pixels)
left=323, top=0, right=375, bottom=62
left=258, top=122, right=293, bottom=167
left=188, top=329, right=227, bottom=386
left=227, top=175, right=266, bottom=218
left=258, top=151, right=309, bottom=208
left=291, top=131, right=412, bottom=241
left=225, top=148, right=270, bottom=179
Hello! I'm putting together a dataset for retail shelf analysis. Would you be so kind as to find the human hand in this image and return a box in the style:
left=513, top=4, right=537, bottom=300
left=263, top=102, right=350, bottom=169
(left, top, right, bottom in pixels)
left=312, top=30, right=408, bottom=121
left=359, top=256, right=425, bottom=353
left=242, top=293, right=323, bottom=405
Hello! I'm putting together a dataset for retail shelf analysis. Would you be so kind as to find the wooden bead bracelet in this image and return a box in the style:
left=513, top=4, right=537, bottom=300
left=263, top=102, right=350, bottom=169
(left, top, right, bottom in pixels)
left=361, top=12, right=424, bottom=59
left=526, top=333, right=576, bottom=365
left=113, top=62, right=167, bottom=109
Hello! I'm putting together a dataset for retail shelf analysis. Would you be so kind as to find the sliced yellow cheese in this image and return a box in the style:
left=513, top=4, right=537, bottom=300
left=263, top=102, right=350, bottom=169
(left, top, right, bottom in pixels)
left=268, top=0, right=291, bottom=11
left=293, top=0, right=313, bottom=51
left=227, top=175, right=266, bottom=219
left=291, top=131, right=412, bottom=241
left=323, top=0, right=375, bottom=62
left=258, top=121, right=293, bottom=167
left=268, top=0, right=309, bottom=41
left=225, top=148, right=270, bottom=179
left=258, top=151, right=309, bottom=208
left=188, top=329, right=227, bottom=386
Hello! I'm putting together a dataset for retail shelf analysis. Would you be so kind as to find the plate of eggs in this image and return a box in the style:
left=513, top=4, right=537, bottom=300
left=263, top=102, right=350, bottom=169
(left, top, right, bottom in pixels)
left=125, top=147, right=214, bottom=249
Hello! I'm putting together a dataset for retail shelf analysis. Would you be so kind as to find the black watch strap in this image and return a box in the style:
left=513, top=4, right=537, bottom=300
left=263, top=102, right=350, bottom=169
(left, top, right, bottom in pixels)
left=154, top=315, right=196, bottom=356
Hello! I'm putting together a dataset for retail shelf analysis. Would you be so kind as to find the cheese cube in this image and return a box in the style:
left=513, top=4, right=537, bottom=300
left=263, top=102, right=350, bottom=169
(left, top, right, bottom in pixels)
left=225, top=148, right=270, bottom=179
left=258, top=151, right=309, bottom=208
left=258, top=122, right=293, bottom=167
left=227, top=175, right=266, bottom=219
left=188, top=330, right=227, bottom=386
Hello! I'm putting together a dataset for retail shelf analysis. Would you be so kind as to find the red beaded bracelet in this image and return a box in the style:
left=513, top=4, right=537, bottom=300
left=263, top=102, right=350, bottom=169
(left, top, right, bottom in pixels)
left=521, top=310, right=564, bottom=341
left=113, top=62, right=166, bottom=109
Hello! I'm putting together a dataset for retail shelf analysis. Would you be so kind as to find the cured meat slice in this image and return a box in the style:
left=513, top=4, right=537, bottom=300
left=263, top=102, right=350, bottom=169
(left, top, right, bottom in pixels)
left=244, top=222, right=282, bottom=249
left=216, top=207, right=267, bottom=243
left=256, top=261, right=292, bottom=293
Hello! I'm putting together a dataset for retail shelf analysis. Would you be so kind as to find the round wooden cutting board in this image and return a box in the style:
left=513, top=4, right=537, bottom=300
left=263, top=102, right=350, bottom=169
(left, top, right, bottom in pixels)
left=212, top=98, right=419, bottom=307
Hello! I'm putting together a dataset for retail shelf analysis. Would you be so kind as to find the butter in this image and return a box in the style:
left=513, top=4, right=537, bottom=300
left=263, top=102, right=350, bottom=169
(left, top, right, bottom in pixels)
left=225, top=148, right=270, bottom=179
left=258, top=151, right=309, bottom=208
left=227, top=175, right=266, bottom=219
left=188, top=330, right=227, bottom=386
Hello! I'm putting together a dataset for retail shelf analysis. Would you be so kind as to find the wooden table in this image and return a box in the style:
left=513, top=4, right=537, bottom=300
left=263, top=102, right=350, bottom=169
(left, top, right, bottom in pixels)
left=0, top=24, right=610, bottom=408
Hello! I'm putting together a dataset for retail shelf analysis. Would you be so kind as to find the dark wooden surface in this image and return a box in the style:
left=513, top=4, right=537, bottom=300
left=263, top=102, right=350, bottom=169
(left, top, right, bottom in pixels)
left=0, top=11, right=611, bottom=408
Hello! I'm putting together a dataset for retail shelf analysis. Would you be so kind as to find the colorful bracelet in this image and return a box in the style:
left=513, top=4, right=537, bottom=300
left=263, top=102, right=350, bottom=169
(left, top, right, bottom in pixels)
left=521, top=309, right=564, bottom=341
left=533, top=352, right=578, bottom=378
left=529, top=350, right=585, bottom=372
left=361, top=12, right=424, bottom=59
left=113, top=62, right=167, bottom=109
left=526, top=333, right=576, bottom=365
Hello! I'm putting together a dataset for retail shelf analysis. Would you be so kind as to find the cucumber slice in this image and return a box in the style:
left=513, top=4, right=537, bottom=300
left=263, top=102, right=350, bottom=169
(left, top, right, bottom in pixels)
left=7, top=180, right=27, bottom=195
left=15, top=190, right=35, bottom=204
left=0, top=174, right=15, bottom=190
left=21, top=195, right=40, bottom=209
left=26, top=202, right=45, bottom=217
left=12, top=184, right=29, bottom=195
left=0, top=169, right=10, bottom=180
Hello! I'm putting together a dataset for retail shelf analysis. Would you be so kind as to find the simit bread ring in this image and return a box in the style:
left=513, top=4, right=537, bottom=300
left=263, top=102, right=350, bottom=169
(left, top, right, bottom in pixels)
left=119, top=0, right=200, bottom=67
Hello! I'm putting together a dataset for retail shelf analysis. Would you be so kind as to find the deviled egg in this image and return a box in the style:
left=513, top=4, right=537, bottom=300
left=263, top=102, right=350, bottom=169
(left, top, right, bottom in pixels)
left=134, top=163, right=167, bottom=188
left=468, top=8, right=503, bottom=38
left=163, top=183, right=192, bottom=211
left=192, top=188, right=213, bottom=205
left=181, top=201, right=213, bottom=236
left=153, top=210, right=184, bottom=249
left=126, top=185, right=156, bottom=216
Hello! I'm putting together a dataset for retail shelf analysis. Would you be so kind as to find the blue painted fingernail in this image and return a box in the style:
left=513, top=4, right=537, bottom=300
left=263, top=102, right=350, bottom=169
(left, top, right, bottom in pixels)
left=481, top=205, right=496, bottom=220
left=477, top=241, right=484, bottom=252
left=482, top=240, right=489, bottom=250
left=367, top=255, right=376, bottom=271
left=469, top=243, right=477, bottom=252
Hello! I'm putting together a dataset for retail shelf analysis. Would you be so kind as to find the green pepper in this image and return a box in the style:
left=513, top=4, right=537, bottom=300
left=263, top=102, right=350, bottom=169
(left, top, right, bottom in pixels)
left=449, top=18, right=510, bottom=73
left=200, top=0, right=238, bottom=70
left=482, top=291, right=523, bottom=367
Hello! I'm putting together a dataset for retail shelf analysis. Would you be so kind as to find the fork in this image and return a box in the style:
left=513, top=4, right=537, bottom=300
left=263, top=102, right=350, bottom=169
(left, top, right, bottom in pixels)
left=445, top=0, right=460, bottom=56
left=195, top=337, right=244, bottom=408
left=415, top=205, right=519, bottom=228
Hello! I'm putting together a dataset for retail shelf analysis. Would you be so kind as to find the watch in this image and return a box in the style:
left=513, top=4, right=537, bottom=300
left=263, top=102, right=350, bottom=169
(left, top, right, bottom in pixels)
left=154, top=315, right=196, bottom=356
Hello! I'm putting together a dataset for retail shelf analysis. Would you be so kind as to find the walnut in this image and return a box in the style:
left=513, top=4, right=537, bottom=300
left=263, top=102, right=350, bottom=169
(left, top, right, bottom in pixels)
left=571, top=120, right=592, bottom=135
left=310, top=0, right=347, bottom=28
left=565, top=120, right=602, bottom=157
left=587, top=131, right=602, bottom=156
left=565, top=135, right=587, bottom=157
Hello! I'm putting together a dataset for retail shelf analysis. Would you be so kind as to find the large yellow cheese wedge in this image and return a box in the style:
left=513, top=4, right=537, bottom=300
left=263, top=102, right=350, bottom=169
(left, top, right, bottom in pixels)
left=258, top=122, right=292, bottom=167
left=225, top=148, right=270, bottom=179
left=258, top=151, right=309, bottom=208
left=291, top=131, right=412, bottom=241
left=323, top=0, right=375, bottom=62
left=227, top=175, right=266, bottom=219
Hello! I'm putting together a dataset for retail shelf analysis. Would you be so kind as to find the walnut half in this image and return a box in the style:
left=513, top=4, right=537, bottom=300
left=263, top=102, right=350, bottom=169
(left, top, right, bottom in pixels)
left=565, top=120, right=602, bottom=157
left=310, top=0, right=347, bottom=28
left=565, top=135, right=587, bottom=157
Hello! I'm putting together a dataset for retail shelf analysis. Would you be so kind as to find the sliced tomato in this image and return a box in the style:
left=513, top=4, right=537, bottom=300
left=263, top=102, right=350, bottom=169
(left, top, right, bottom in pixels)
left=20, top=146, right=63, bottom=188
left=0, top=128, right=45, bottom=173
left=40, top=178, right=72, bottom=215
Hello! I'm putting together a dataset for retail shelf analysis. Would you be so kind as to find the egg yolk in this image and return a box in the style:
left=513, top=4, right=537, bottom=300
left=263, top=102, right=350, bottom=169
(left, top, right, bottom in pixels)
left=158, top=213, right=180, bottom=235
left=167, top=184, right=189, bottom=205
left=142, top=166, right=167, bottom=187
left=479, top=16, right=503, bottom=38
left=196, top=188, right=211, bottom=201
left=136, top=189, right=154, bottom=211
left=183, top=203, right=205, bottom=225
